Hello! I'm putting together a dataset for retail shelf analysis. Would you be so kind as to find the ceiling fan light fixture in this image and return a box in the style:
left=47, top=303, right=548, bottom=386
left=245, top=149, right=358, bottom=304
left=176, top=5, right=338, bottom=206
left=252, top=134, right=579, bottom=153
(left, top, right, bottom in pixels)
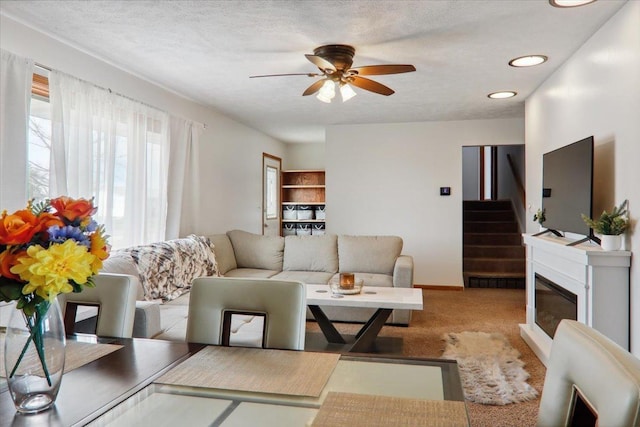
left=509, top=55, right=548, bottom=67
left=488, top=91, right=517, bottom=99
left=317, top=80, right=336, bottom=103
left=549, top=0, right=596, bottom=7
left=340, top=83, right=357, bottom=102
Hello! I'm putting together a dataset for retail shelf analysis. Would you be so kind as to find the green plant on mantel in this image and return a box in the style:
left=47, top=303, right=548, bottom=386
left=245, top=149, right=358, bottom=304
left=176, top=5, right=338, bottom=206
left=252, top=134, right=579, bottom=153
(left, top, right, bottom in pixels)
left=533, top=208, right=546, bottom=225
left=582, top=199, right=629, bottom=235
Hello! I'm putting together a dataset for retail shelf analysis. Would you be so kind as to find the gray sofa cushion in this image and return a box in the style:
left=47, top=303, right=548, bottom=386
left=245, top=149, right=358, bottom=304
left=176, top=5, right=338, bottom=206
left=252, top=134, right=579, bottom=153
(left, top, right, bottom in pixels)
left=338, top=235, right=403, bottom=275
left=224, top=268, right=279, bottom=279
left=272, top=270, right=334, bottom=285
left=208, top=234, right=237, bottom=275
left=283, top=234, right=338, bottom=273
left=227, top=230, right=284, bottom=271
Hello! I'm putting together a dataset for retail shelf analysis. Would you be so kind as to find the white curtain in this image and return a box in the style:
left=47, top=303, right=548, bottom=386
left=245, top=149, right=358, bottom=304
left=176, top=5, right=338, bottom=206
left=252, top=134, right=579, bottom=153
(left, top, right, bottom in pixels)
left=0, top=49, right=34, bottom=211
left=166, top=116, right=204, bottom=239
left=48, top=71, right=170, bottom=248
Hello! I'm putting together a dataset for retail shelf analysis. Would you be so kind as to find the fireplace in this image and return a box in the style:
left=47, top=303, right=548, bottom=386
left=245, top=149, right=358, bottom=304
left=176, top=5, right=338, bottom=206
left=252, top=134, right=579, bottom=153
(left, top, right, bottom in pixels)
left=535, top=273, right=577, bottom=338
left=520, top=234, right=630, bottom=366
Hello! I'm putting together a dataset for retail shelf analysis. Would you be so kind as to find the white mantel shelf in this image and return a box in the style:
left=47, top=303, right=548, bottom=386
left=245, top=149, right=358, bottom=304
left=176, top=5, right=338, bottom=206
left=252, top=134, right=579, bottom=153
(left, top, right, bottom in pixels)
left=519, top=233, right=631, bottom=367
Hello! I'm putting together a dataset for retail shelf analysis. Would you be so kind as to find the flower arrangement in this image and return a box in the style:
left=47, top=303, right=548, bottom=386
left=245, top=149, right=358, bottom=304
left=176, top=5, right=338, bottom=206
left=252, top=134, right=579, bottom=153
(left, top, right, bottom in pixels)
left=0, top=196, right=109, bottom=384
left=581, top=199, right=629, bottom=236
left=533, top=208, right=546, bottom=226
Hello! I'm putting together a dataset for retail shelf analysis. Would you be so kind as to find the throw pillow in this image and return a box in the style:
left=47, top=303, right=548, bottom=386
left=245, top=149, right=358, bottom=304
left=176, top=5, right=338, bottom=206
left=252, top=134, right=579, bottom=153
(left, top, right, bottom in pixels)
left=283, top=234, right=338, bottom=272
left=338, top=235, right=403, bottom=275
left=227, top=230, right=284, bottom=271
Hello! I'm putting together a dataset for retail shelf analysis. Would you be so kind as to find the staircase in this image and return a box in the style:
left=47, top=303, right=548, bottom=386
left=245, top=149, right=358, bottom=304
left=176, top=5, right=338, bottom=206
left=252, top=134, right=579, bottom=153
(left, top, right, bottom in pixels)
left=463, top=200, right=525, bottom=288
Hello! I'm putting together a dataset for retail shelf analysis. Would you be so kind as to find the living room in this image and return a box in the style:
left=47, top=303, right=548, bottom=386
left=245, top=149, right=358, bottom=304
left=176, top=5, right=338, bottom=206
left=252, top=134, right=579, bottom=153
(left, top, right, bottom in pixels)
left=1, top=1, right=639, bottom=424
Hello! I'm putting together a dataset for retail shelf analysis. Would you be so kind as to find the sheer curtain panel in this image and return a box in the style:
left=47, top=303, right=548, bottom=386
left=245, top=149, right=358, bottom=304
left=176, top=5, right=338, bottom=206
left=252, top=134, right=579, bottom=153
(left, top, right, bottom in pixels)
left=166, top=116, right=204, bottom=239
left=0, top=49, right=34, bottom=211
left=48, top=71, right=170, bottom=249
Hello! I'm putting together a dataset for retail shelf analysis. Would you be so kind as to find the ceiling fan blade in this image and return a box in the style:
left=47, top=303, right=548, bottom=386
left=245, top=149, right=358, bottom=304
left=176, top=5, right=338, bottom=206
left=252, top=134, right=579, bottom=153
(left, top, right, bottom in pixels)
left=250, top=73, right=320, bottom=78
left=349, top=64, right=416, bottom=76
left=349, top=76, right=395, bottom=96
left=305, top=54, right=336, bottom=72
left=302, top=79, right=327, bottom=96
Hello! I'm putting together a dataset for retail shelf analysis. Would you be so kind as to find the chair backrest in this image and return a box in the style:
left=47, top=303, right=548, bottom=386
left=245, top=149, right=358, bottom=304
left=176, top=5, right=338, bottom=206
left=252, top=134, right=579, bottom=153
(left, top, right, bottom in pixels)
left=58, top=273, right=138, bottom=338
left=537, top=319, right=640, bottom=427
left=186, top=277, right=306, bottom=350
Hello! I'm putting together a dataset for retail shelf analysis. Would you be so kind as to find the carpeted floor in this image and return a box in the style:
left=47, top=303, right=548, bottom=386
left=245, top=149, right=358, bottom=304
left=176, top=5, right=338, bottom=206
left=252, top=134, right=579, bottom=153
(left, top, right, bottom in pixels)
left=305, top=287, right=545, bottom=427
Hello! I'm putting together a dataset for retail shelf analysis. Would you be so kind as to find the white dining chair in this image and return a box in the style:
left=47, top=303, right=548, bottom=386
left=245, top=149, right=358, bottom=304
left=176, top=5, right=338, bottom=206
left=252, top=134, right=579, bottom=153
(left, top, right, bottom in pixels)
left=58, top=273, right=138, bottom=338
left=537, top=319, right=640, bottom=427
left=186, top=277, right=307, bottom=350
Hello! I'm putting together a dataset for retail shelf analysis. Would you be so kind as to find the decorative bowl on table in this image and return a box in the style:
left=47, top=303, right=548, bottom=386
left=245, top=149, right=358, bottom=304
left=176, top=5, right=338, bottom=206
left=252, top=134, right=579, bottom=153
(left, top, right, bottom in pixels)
left=329, top=278, right=364, bottom=295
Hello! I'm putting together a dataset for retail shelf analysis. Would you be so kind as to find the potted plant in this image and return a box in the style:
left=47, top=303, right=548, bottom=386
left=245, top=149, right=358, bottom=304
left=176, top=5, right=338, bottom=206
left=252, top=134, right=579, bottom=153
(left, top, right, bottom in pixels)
left=533, top=208, right=546, bottom=231
left=581, top=199, right=629, bottom=251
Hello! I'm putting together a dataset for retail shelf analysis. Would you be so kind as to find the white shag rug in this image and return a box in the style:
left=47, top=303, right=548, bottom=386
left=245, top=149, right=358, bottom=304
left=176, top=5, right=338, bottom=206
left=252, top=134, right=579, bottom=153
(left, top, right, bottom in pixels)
left=442, top=331, right=538, bottom=405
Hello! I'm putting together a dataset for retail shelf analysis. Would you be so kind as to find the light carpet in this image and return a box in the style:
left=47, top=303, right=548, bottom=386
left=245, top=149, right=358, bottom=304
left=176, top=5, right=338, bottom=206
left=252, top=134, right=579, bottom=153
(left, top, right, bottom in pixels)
left=442, top=331, right=538, bottom=405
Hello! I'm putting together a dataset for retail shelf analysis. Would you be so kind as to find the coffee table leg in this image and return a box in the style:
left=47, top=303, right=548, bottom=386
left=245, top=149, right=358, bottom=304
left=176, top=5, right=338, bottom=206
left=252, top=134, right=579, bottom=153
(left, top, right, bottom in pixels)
left=349, top=308, right=393, bottom=353
left=308, top=305, right=347, bottom=344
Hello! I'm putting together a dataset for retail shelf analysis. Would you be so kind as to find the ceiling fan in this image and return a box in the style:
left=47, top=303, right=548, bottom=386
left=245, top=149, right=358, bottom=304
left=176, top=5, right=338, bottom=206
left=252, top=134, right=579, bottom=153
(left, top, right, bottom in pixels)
left=250, top=44, right=416, bottom=103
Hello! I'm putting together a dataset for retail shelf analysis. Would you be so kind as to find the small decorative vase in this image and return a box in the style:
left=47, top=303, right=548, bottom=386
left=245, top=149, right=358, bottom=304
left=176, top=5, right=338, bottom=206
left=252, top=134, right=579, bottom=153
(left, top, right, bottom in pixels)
left=600, top=234, right=622, bottom=251
left=4, top=299, right=66, bottom=414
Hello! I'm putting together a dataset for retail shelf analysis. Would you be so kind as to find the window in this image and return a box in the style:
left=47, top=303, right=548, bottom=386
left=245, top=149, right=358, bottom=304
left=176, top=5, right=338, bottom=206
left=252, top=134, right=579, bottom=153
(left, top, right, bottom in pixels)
left=265, top=165, right=278, bottom=219
left=28, top=96, right=52, bottom=200
left=26, top=71, right=171, bottom=248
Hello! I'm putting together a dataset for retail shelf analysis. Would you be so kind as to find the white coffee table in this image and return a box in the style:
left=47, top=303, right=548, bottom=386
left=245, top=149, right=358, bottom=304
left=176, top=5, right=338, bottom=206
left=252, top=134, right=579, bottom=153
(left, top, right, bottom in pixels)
left=306, top=284, right=423, bottom=353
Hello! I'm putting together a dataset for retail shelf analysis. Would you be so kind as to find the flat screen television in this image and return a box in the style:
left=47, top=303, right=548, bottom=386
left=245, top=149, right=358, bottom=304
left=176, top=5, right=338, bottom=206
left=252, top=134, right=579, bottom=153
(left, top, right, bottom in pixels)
left=541, top=136, right=594, bottom=241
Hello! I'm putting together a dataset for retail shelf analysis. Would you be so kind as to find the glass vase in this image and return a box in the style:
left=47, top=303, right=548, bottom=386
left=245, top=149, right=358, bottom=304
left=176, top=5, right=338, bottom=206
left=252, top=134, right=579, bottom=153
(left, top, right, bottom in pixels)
left=4, top=299, right=66, bottom=414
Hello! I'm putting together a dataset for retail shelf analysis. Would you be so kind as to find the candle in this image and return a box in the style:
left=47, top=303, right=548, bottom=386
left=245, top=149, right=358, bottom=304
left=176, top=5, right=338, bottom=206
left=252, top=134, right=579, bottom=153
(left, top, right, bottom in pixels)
left=339, top=273, right=355, bottom=289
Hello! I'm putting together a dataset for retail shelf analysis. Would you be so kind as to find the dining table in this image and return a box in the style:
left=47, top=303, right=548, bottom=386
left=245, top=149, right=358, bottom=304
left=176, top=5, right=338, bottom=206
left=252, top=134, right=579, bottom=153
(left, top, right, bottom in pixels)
left=1, top=336, right=469, bottom=427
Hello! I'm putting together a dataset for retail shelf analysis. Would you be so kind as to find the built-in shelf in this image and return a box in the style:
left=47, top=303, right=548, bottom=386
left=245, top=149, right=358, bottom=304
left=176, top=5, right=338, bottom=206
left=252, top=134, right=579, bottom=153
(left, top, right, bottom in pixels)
left=282, top=202, right=325, bottom=206
left=281, top=170, right=325, bottom=236
left=281, top=219, right=325, bottom=223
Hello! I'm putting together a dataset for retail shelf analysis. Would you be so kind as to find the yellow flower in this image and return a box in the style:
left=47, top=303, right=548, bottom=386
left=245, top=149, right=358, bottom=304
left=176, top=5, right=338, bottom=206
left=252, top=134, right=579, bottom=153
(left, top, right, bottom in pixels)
left=89, top=230, right=110, bottom=274
left=10, top=240, right=96, bottom=302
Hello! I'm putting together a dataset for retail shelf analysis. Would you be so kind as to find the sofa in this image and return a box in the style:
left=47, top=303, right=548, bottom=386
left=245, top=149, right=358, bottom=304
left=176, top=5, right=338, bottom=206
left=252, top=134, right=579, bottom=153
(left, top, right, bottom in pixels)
left=101, top=230, right=415, bottom=341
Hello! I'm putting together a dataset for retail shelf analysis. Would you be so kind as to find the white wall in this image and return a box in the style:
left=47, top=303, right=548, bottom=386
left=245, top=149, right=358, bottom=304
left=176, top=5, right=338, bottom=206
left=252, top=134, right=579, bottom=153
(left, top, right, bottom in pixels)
left=326, top=118, right=524, bottom=286
left=284, top=143, right=325, bottom=170
left=0, top=16, right=287, bottom=236
left=525, top=1, right=640, bottom=356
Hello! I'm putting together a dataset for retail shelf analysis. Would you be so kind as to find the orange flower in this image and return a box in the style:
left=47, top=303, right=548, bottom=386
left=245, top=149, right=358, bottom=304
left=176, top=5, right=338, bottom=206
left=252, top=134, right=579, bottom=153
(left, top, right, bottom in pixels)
left=50, top=196, right=97, bottom=223
left=0, top=248, right=26, bottom=281
left=35, top=212, right=64, bottom=234
left=0, top=209, right=40, bottom=245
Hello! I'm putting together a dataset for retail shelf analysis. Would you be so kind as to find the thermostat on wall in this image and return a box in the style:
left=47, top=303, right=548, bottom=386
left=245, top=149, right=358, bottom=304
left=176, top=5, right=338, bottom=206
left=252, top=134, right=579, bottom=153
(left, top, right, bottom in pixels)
left=440, top=187, right=451, bottom=196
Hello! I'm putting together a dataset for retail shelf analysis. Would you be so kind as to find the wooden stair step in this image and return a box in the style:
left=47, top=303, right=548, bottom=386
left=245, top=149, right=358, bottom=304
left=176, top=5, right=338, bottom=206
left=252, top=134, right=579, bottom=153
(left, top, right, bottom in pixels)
left=464, top=221, right=519, bottom=233
left=463, top=210, right=515, bottom=222
left=463, top=233, right=523, bottom=245
left=463, top=245, right=525, bottom=258
left=463, top=200, right=512, bottom=210
left=463, top=257, right=525, bottom=273
left=463, top=271, right=526, bottom=279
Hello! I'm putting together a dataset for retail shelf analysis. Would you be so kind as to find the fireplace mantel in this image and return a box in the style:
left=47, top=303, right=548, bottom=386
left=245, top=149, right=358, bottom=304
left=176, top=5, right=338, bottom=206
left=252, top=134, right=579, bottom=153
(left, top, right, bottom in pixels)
left=520, top=233, right=631, bottom=366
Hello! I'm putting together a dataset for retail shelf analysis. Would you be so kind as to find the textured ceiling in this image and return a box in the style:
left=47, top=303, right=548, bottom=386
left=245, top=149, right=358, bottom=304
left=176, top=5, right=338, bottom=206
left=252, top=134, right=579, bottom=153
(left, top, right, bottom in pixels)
left=0, top=0, right=627, bottom=144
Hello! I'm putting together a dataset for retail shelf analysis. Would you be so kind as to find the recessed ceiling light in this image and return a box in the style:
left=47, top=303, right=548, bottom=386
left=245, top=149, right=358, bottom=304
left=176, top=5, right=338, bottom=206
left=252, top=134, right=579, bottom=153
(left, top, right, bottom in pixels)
left=509, top=55, right=548, bottom=67
left=488, top=91, right=517, bottom=99
left=549, top=0, right=597, bottom=8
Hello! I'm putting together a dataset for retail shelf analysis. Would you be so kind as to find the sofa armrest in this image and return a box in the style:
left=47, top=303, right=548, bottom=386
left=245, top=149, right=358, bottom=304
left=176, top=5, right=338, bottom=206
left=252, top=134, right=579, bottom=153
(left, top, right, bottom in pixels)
left=393, top=255, right=414, bottom=289
left=132, top=301, right=162, bottom=338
